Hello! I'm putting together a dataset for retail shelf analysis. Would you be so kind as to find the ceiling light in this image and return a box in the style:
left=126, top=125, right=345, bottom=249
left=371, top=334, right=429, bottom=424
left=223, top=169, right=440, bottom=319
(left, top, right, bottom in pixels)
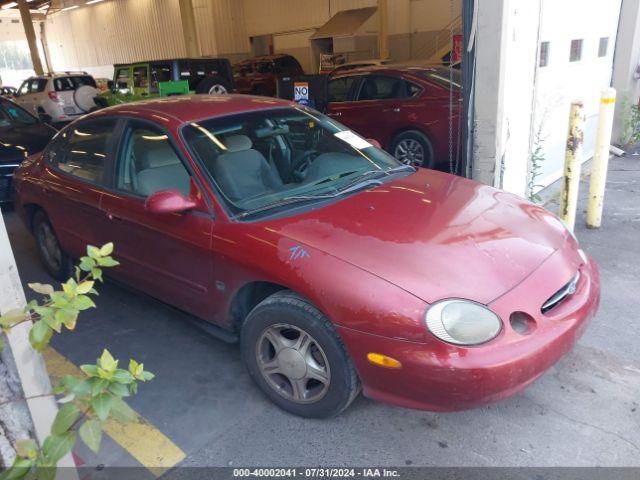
left=1, top=2, right=18, bottom=9
left=86, top=0, right=104, bottom=4
left=60, top=4, right=79, bottom=11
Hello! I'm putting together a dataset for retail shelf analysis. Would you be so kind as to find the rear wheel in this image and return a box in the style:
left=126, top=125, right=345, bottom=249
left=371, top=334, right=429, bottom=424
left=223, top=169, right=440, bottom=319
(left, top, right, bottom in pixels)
left=33, top=210, right=72, bottom=280
left=241, top=291, right=360, bottom=418
left=390, top=130, right=434, bottom=168
left=195, top=76, right=231, bottom=95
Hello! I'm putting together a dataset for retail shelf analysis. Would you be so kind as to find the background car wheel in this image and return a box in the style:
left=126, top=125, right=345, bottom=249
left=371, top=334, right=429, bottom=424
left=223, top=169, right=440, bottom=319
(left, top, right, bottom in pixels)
left=241, top=290, right=360, bottom=418
left=390, top=130, right=434, bottom=168
left=196, top=76, right=230, bottom=95
left=33, top=210, right=72, bottom=281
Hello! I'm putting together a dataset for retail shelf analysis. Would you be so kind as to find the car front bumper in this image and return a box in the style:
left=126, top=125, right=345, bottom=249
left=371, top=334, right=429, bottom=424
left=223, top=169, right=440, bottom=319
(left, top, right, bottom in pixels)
left=337, top=249, right=600, bottom=412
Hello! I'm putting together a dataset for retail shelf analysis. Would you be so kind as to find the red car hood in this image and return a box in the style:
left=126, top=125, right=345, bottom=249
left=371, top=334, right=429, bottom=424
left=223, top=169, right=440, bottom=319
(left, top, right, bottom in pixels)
left=266, top=169, right=570, bottom=305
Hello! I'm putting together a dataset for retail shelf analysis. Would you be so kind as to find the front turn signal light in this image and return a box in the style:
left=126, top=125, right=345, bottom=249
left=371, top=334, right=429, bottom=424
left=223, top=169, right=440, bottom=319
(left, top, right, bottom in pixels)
left=367, top=352, right=402, bottom=369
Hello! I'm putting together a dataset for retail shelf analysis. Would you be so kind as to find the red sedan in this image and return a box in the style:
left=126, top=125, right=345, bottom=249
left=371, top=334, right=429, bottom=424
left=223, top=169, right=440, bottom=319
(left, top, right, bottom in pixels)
left=326, top=65, right=461, bottom=170
left=14, top=95, right=599, bottom=418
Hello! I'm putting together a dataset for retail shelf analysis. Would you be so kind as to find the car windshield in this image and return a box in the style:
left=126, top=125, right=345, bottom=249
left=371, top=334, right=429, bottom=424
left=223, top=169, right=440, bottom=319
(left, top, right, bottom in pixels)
left=182, top=106, right=408, bottom=217
left=0, top=101, right=37, bottom=128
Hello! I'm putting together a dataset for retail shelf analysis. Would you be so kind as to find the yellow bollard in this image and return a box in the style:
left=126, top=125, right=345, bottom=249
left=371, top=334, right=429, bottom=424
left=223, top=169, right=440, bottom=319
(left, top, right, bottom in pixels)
left=586, top=87, right=616, bottom=228
left=559, top=101, right=585, bottom=232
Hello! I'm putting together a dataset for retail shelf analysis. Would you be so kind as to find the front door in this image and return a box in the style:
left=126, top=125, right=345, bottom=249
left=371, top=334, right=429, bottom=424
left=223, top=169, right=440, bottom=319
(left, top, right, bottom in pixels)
left=99, top=119, right=216, bottom=319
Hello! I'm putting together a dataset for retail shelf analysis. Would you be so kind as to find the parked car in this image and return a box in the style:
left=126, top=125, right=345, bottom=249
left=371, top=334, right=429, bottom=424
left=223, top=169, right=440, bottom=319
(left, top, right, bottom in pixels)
left=0, top=97, right=56, bottom=203
left=328, top=58, right=394, bottom=77
left=13, top=72, right=99, bottom=123
left=111, top=58, right=234, bottom=97
left=14, top=95, right=599, bottom=418
left=233, top=54, right=304, bottom=97
left=325, top=65, right=461, bottom=169
left=0, top=86, right=17, bottom=98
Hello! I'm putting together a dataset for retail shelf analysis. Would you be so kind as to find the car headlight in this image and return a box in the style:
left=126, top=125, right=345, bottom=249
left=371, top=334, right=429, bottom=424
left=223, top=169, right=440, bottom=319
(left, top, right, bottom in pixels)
left=425, top=299, right=502, bottom=346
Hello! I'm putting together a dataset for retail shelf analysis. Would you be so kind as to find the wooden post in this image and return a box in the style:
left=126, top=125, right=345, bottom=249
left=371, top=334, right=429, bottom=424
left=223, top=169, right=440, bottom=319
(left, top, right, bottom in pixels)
left=178, top=0, right=200, bottom=58
left=559, top=101, right=585, bottom=231
left=378, top=0, right=389, bottom=59
left=17, top=0, right=44, bottom=76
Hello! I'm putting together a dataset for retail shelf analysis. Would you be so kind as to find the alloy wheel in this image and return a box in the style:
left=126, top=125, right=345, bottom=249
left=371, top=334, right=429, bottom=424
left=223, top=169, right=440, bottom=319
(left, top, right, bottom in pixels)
left=256, top=323, right=331, bottom=404
left=394, top=138, right=425, bottom=167
left=208, top=84, right=228, bottom=95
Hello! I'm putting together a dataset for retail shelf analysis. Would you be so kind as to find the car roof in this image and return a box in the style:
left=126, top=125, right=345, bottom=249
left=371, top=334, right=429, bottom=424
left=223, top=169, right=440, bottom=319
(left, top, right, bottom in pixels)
left=113, top=58, right=228, bottom=67
left=330, top=64, right=455, bottom=79
left=89, top=94, right=296, bottom=125
left=236, top=54, right=294, bottom=63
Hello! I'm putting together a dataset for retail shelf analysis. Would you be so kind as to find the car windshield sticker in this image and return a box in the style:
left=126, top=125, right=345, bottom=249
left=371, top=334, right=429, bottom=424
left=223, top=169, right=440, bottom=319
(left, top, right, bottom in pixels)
left=334, top=130, right=372, bottom=150
left=289, top=245, right=310, bottom=261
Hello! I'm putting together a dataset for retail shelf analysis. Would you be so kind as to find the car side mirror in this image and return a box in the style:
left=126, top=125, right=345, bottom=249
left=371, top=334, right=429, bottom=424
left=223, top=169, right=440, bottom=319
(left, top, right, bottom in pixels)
left=38, top=112, right=53, bottom=124
left=367, top=138, right=382, bottom=149
left=145, top=189, right=197, bottom=214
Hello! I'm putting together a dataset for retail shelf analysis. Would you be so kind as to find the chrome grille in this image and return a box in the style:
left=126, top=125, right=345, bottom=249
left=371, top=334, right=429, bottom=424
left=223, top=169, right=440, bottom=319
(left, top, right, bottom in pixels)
left=541, top=271, right=580, bottom=313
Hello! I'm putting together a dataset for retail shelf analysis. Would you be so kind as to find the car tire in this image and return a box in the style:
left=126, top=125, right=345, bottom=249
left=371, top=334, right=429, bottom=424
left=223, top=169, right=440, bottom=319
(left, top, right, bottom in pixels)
left=33, top=210, right=72, bottom=281
left=390, top=130, right=435, bottom=168
left=240, top=290, right=360, bottom=418
left=195, top=76, right=231, bottom=95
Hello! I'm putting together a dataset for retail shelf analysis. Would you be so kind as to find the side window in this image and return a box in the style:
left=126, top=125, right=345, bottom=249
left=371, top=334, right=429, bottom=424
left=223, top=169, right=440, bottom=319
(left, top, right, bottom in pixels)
left=116, top=121, right=191, bottom=198
left=115, top=67, right=130, bottom=89
left=32, top=79, right=47, bottom=93
left=406, top=81, right=422, bottom=98
left=133, top=66, right=149, bottom=89
left=50, top=120, right=116, bottom=184
left=256, top=61, right=273, bottom=74
left=150, top=63, right=171, bottom=93
left=18, top=80, right=31, bottom=95
left=357, top=75, right=404, bottom=101
left=327, top=76, right=357, bottom=103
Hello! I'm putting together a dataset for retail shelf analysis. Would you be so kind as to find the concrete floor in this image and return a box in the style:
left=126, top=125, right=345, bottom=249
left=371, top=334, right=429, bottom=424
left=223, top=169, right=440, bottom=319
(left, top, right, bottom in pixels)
left=2, top=154, right=640, bottom=472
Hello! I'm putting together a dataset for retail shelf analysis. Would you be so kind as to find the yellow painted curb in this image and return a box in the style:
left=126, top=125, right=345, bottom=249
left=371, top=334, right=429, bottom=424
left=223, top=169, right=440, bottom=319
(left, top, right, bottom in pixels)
left=43, top=347, right=186, bottom=477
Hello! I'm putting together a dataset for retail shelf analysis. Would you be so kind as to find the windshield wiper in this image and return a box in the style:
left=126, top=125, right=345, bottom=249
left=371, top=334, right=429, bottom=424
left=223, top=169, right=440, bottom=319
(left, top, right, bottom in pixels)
left=236, top=178, right=384, bottom=219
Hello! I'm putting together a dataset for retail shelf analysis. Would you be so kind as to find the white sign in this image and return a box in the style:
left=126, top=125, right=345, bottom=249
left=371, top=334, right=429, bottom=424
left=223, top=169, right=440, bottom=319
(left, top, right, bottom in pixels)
left=294, top=82, right=309, bottom=103
left=334, top=130, right=373, bottom=150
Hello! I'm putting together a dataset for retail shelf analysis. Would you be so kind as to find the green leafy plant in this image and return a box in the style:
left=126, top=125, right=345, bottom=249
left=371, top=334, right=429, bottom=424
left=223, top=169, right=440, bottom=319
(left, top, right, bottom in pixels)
left=528, top=119, right=547, bottom=204
left=619, top=92, right=640, bottom=146
left=0, top=244, right=154, bottom=480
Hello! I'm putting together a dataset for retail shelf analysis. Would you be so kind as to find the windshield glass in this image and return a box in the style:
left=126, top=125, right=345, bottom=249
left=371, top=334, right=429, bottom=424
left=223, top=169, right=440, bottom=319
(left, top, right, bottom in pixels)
left=182, top=107, right=405, bottom=217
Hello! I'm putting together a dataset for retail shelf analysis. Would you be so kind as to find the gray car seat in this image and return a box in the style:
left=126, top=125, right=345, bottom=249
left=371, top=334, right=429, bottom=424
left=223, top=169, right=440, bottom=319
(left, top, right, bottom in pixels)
left=135, top=139, right=191, bottom=197
left=213, top=134, right=282, bottom=201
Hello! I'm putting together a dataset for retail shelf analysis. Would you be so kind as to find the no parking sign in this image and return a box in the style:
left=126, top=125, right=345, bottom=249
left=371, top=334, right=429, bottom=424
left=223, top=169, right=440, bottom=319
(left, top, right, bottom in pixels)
left=294, top=82, right=309, bottom=105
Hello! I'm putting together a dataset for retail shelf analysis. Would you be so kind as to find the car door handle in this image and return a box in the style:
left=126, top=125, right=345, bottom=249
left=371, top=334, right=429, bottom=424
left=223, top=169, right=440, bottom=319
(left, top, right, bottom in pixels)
left=106, top=212, right=122, bottom=221
left=383, top=107, right=401, bottom=113
left=327, top=112, right=342, bottom=117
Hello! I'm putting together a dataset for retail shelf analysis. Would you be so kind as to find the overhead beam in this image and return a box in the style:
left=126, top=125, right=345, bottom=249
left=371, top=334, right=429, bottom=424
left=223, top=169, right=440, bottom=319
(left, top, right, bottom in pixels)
left=178, top=0, right=200, bottom=58
left=17, top=0, right=44, bottom=75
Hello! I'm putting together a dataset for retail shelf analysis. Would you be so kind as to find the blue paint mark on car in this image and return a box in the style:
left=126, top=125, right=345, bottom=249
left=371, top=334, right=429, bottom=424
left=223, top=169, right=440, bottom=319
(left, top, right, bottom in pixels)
left=289, top=245, right=310, bottom=261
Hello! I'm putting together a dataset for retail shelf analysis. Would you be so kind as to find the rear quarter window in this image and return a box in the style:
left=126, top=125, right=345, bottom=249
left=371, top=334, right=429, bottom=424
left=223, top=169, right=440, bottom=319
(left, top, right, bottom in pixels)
left=54, top=76, right=97, bottom=91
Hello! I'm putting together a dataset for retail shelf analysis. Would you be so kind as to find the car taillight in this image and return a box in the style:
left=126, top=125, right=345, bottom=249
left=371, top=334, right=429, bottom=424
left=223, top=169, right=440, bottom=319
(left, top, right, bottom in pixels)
left=48, top=91, right=59, bottom=101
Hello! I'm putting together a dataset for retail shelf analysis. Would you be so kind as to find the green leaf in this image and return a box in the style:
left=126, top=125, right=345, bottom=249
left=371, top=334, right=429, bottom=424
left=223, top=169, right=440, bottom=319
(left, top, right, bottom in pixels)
left=0, top=308, right=26, bottom=327
left=109, top=397, right=137, bottom=423
left=71, top=295, right=95, bottom=311
left=28, top=283, right=54, bottom=296
left=91, top=268, right=103, bottom=282
left=99, top=243, right=114, bottom=257
left=61, top=279, right=77, bottom=298
left=108, top=382, right=129, bottom=397
left=54, top=309, right=78, bottom=330
left=50, top=293, right=69, bottom=308
left=87, top=245, right=101, bottom=260
left=2, top=456, right=34, bottom=480
left=0, top=336, right=4, bottom=353
left=112, top=369, right=134, bottom=384
left=76, top=281, right=94, bottom=295
left=28, top=320, right=52, bottom=351
left=33, top=465, right=56, bottom=480
left=57, top=393, right=75, bottom=404
left=80, top=364, right=99, bottom=377
left=91, top=393, right=113, bottom=421
left=139, top=371, right=155, bottom=382
left=79, top=419, right=102, bottom=453
left=79, top=256, right=96, bottom=272
left=51, top=404, right=80, bottom=435
left=15, top=439, right=38, bottom=459
left=98, top=349, right=117, bottom=372
left=42, top=312, right=62, bottom=333
left=42, top=432, right=75, bottom=464
left=89, top=377, right=109, bottom=396
left=97, top=257, right=119, bottom=268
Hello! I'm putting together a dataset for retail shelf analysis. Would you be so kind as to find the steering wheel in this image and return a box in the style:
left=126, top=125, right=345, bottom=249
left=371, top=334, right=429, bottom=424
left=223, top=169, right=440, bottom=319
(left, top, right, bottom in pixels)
left=292, top=150, right=318, bottom=181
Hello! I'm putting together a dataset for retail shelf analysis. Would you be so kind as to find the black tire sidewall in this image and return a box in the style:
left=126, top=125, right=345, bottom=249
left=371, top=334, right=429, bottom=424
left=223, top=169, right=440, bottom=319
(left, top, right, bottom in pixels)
left=33, top=211, right=71, bottom=281
left=390, top=130, right=435, bottom=169
left=196, top=76, right=231, bottom=94
left=240, top=293, right=358, bottom=418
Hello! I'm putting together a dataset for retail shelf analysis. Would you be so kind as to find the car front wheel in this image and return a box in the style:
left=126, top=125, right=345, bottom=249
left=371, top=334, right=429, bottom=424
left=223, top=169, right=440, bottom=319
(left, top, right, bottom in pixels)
left=390, top=130, right=434, bottom=168
left=241, top=291, right=360, bottom=418
left=33, top=210, right=72, bottom=280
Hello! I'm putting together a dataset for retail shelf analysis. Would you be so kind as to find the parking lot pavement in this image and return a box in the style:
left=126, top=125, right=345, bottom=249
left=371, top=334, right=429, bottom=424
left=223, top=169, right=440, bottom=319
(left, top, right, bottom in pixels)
left=2, top=154, right=640, bottom=472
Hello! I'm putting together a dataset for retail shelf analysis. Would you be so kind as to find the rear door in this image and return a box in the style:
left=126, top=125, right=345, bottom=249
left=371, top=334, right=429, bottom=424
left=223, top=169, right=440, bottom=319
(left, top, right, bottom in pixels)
left=325, top=74, right=361, bottom=130
left=39, top=118, right=120, bottom=258
left=99, top=119, right=216, bottom=319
